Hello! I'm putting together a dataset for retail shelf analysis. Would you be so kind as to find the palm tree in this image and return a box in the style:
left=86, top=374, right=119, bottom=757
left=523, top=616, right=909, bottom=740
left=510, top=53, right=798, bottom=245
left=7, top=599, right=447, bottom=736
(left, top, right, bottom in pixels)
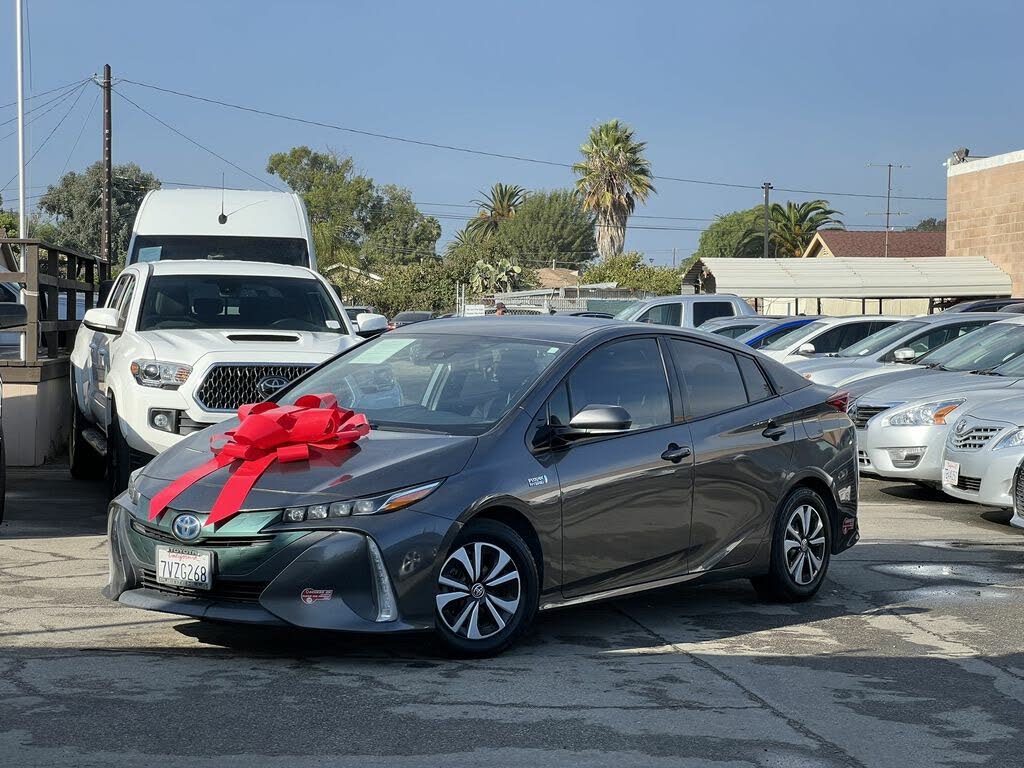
left=572, top=120, right=655, bottom=259
left=466, top=183, right=526, bottom=239
left=750, top=200, right=844, bottom=258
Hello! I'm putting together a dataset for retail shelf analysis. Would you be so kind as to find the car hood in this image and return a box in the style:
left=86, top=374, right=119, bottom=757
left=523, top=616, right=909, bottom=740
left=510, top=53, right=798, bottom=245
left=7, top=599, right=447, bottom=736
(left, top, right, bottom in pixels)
left=137, top=425, right=478, bottom=513
left=855, top=370, right=1024, bottom=407
left=960, top=393, right=1024, bottom=426
left=137, top=329, right=359, bottom=363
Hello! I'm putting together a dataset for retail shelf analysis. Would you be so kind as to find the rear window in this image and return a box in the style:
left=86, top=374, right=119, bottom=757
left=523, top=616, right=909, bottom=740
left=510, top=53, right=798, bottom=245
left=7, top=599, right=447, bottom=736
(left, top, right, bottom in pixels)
left=693, top=301, right=736, bottom=326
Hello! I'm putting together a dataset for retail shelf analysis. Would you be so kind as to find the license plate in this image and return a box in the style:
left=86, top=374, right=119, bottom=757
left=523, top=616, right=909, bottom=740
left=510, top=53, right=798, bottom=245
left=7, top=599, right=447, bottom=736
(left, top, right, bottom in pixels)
left=942, top=460, right=960, bottom=487
left=156, top=545, right=212, bottom=590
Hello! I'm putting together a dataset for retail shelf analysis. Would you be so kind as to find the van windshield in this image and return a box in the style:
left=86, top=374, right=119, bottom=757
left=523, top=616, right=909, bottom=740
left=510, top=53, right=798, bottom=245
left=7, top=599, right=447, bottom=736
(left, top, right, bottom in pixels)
left=131, top=235, right=308, bottom=267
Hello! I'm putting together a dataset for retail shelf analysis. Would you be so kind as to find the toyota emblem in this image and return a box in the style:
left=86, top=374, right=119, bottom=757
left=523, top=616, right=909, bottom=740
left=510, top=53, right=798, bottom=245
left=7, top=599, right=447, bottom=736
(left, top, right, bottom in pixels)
left=256, top=375, right=290, bottom=399
left=171, top=513, right=203, bottom=542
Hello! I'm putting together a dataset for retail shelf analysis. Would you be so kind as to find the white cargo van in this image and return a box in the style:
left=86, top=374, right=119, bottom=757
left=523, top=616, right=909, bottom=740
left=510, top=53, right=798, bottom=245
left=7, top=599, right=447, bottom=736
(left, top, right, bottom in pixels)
left=126, top=189, right=317, bottom=270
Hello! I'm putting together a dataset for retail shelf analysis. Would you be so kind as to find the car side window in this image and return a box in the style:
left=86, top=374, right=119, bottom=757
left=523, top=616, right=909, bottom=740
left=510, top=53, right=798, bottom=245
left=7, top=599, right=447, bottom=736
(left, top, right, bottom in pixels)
left=693, top=301, right=735, bottom=326
left=105, top=275, right=129, bottom=310
left=116, top=276, right=136, bottom=325
left=669, top=339, right=749, bottom=419
left=547, top=382, right=571, bottom=426
left=807, top=323, right=869, bottom=354
left=737, top=355, right=773, bottom=402
left=635, top=303, right=681, bottom=326
left=567, top=338, right=672, bottom=430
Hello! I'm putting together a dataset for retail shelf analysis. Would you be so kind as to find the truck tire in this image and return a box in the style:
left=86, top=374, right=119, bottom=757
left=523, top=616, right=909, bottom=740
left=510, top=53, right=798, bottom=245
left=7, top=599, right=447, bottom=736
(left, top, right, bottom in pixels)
left=69, top=379, right=104, bottom=480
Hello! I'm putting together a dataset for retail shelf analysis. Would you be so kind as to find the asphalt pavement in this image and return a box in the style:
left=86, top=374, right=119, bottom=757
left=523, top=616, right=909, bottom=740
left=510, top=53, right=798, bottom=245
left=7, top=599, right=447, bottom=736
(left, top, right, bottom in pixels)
left=2, top=466, right=1024, bottom=767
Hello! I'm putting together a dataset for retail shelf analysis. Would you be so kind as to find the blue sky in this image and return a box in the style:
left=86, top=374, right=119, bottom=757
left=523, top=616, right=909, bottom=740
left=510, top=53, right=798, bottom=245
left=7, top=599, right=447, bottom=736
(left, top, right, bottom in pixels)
left=2, top=0, right=1022, bottom=264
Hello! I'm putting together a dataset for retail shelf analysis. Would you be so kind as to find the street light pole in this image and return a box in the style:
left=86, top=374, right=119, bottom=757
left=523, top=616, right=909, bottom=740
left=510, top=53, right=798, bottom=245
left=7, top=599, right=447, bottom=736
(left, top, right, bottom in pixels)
left=15, top=0, right=26, bottom=238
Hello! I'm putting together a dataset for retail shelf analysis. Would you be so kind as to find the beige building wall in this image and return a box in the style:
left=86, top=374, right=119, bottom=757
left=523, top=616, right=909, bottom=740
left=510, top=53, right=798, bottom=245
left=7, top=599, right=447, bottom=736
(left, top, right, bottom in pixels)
left=760, top=297, right=927, bottom=317
left=947, top=150, right=1024, bottom=294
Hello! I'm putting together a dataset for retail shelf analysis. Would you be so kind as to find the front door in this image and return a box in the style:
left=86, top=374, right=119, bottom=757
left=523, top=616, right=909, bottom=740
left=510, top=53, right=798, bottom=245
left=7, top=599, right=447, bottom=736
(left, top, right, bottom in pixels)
left=548, top=337, right=694, bottom=598
left=89, top=274, right=135, bottom=426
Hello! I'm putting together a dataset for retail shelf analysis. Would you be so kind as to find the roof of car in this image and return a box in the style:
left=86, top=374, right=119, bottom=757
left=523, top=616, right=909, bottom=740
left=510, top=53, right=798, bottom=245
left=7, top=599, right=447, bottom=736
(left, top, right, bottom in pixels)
left=909, top=311, right=1012, bottom=324
left=389, top=315, right=632, bottom=344
left=138, top=260, right=320, bottom=279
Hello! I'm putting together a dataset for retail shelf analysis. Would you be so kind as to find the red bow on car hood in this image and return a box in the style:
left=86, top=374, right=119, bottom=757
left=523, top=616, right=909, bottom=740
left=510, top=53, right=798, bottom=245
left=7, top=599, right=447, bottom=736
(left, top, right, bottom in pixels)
left=149, top=394, right=370, bottom=528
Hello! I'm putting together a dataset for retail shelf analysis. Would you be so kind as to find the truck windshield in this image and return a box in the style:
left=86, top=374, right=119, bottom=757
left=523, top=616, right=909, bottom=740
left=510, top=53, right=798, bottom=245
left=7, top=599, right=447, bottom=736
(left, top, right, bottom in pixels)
left=137, top=275, right=344, bottom=333
left=131, top=235, right=308, bottom=267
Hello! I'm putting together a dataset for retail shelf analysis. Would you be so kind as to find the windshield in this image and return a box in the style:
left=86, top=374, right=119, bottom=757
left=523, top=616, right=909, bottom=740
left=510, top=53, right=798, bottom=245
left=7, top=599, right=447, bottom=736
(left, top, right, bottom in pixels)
left=284, top=334, right=565, bottom=436
left=920, top=324, right=1024, bottom=372
left=838, top=321, right=926, bottom=358
left=131, top=235, right=309, bottom=267
left=138, top=274, right=344, bottom=333
left=760, top=320, right=827, bottom=351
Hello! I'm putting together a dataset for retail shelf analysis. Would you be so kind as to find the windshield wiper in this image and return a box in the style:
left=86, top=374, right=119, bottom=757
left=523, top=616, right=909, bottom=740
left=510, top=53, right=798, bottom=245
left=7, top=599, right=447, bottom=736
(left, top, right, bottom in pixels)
left=369, top=423, right=451, bottom=435
left=924, top=362, right=948, bottom=370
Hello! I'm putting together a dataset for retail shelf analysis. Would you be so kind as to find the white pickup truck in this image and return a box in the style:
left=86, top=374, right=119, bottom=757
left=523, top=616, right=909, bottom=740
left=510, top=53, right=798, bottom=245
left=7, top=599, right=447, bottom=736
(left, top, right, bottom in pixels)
left=69, top=260, right=386, bottom=497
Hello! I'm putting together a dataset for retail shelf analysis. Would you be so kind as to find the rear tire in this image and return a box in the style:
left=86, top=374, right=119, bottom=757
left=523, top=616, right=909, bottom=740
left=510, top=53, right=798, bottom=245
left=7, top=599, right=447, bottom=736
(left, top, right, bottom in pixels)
left=69, top=380, right=104, bottom=480
left=751, top=487, right=832, bottom=602
left=106, top=399, right=131, bottom=500
left=434, top=519, right=539, bottom=657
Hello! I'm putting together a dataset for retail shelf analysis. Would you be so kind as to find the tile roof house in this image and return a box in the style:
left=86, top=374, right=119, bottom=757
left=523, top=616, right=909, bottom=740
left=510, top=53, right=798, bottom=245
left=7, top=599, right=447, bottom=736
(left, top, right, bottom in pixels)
left=801, top=230, right=946, bottom=258
left=535, top=267, right=580, bottom=289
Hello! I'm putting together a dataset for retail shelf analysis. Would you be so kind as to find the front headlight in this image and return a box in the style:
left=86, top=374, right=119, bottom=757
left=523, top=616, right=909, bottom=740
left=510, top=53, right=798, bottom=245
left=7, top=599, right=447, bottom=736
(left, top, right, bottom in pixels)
left=280, top=481, right=442, bottom=523
left=885, top=399, right=965, bottom=427
left=130, top=359, right=192, bottom=389
left=994, top=427, right=1024, bottom=451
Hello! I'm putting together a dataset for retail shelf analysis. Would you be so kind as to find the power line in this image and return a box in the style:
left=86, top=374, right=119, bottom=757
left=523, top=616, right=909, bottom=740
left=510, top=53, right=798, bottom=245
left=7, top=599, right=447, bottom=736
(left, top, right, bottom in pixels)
left=59, top=90, right=99, bottom=177
left=0, top=79, right=89, bottom=130
left=113, top=87, right=283, bottom=192
left=118, top=77, right=946, bottom=203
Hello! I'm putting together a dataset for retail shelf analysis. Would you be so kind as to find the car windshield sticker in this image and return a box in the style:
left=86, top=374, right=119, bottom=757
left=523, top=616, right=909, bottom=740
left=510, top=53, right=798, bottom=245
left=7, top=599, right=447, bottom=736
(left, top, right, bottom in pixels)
left=352, top=337, right=416, bottom=364
left=325, top=320, right=341, bottom=329
left=137, top=246, right=162, bottom=262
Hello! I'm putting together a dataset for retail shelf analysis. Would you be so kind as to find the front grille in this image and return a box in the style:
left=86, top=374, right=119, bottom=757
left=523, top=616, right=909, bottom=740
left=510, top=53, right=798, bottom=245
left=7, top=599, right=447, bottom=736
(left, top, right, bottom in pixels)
left=139, top=568, right=268, bottom=604
left=950, top=423, right=1003, bottom=451
left=129, top=519, right=275, bottom=548
left=1015, top=467, right=1024, bottom=513
left=195, top=364, right=314, bottom=411
left=851, top=405, right=887, bottom=429
left=955, top=475, right=982, bottom=492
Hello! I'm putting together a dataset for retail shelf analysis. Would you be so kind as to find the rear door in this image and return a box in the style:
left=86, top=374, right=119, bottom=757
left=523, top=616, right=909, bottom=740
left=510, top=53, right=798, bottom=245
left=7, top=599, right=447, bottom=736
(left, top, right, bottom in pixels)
left=549, top=336, right=694, bottom=597
left=691, top=300, right=739, bottom=327
left=666, top=338, right=796, bottom=571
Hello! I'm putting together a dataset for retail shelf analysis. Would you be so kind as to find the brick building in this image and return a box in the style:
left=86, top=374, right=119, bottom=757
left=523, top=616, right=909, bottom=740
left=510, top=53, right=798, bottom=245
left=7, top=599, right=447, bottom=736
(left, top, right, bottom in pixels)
left=947, top=148, right=1024, bottom=293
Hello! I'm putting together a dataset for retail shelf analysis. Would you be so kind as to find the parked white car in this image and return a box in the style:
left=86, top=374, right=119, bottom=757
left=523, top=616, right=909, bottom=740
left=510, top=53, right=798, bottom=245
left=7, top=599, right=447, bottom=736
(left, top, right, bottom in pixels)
left=759, top=315, right=903, bottom=365
left=941, top=395, right=1024, bottom=516
left=613, top=294, right=756, bottom=328
left=69, top=260, right=386, bottom=496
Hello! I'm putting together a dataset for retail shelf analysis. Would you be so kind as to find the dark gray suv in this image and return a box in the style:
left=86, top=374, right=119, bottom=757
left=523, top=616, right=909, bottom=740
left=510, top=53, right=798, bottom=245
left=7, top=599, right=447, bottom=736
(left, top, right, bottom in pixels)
left=106, top=317, right=859, bottom=656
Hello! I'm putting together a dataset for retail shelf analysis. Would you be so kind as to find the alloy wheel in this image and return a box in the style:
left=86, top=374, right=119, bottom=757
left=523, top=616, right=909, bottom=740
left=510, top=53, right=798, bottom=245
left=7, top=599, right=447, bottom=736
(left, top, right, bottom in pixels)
left=436, top=541, right=522, bottom=641
left=784, top=504, right=827, bottom=586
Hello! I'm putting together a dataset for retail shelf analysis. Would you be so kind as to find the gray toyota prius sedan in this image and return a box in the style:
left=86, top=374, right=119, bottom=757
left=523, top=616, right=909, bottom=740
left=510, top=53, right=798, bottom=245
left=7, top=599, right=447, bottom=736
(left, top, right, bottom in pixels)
left=105, top=317, right=859, bottom=656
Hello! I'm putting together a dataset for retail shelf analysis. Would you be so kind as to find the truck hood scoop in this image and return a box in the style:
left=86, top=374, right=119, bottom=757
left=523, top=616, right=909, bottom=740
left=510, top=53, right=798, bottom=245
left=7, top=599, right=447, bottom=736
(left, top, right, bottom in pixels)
left=226, top=333, right=300, bottom=342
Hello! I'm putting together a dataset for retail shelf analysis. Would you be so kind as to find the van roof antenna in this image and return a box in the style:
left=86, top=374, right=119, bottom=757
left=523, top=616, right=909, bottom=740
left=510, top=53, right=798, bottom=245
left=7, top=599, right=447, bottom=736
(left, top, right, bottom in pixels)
left=218, top=173, right=227, bottom=224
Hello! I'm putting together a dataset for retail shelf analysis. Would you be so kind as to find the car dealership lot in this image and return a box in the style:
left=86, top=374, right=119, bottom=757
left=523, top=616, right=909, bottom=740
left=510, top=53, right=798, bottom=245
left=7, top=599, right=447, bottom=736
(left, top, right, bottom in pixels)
left=3, top=469, right=1024, bottom=767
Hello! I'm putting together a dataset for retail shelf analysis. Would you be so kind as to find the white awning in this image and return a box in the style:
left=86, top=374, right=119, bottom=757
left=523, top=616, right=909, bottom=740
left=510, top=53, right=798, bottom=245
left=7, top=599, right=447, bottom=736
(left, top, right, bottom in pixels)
left=685, top=257, right=1012, bottom=299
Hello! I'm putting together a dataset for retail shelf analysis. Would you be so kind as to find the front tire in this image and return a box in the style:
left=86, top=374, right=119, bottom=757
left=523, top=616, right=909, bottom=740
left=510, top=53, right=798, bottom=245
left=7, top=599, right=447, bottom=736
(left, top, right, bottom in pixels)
left=752, top=487, right=831, bottom=602
left=69, top=380, right=104, bottom=480
left=434, top=520, right=539, bottom=657
left=106, top=400, right=131, bottom=500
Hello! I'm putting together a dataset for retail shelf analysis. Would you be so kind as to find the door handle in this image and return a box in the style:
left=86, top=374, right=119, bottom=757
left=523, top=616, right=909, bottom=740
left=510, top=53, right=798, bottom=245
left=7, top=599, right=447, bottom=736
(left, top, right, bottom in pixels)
left=661, top=443, right=692, bottom=463
left=762, top=421, right=787, bottom=440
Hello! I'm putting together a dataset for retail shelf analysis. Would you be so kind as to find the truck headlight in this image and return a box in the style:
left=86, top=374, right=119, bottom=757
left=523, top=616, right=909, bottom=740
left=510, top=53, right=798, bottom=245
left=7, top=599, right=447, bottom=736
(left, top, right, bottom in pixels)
left=131, top=360, right=192, bottom=389
left=885, top=399, right=964, bottom=427
left=994, top=427, right=1024, bottom=451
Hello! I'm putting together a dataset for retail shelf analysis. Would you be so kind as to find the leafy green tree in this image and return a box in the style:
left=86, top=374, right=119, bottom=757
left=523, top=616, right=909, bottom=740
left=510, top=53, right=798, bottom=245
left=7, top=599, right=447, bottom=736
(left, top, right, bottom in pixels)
left=37, top=162, right=160, bottom=264
left=581, top=251, right=684, bottom=295
left=694, top=207, right=764, bottom=260
left=360, top=184, right=441, bottom=268
left=466, top=183, right=525, bottom=240
left=573, top=120, right=655, bottom=259
left=743, top=199, right=843, bottom=258
left=913, top=217, right=946, bottom=232
left=490, top=189, right=596, bottom=267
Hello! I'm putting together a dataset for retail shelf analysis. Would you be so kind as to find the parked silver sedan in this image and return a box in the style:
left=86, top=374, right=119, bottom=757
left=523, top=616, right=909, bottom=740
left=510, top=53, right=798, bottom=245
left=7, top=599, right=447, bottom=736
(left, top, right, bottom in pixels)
left=941, top=395, right=1024, bottom=517
left=790, top=313, right=1005, bottom=386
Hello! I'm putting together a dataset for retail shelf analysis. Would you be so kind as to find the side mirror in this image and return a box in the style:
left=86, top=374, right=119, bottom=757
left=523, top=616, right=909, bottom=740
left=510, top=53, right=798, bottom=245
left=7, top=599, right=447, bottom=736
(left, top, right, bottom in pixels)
left=83, top=307, right=123, bottom=335
left=0, top=302, right=27, bottom=329
left=797, top=342, right=816, bottom=355
left=355, top=312, right=388, bottom=338
left=893, top=347, right=917, bottom=362
left=554, top=404, right=632, bottom=441
left=98, top=279, right=115, bottom=307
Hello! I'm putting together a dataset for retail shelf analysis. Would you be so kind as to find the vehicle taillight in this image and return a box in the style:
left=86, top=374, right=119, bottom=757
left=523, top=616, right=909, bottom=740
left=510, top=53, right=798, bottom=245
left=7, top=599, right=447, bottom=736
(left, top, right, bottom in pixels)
left=826, top=391, right=850, bottom=413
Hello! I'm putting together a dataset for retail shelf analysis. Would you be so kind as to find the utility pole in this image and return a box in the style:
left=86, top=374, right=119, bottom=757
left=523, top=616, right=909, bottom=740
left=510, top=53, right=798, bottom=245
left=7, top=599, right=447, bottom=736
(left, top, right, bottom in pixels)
left=99, top=64, right=112, bottom=279
left=761, top=182, right=773, bottom=258
left=15, top=0, right=25, bottom=238
left=672, top=247, right=677, bottom=268
left=867, top=162, right=908, bottom=258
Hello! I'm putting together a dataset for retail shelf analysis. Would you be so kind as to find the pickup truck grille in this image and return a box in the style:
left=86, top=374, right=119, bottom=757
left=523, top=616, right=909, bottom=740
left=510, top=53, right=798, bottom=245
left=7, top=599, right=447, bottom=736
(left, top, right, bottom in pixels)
left=195, top=364, right=314, bottom=411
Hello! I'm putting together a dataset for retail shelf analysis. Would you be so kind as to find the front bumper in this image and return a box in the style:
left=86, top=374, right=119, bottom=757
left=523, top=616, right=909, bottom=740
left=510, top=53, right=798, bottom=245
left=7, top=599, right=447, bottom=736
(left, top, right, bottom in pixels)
left=104, top=502, right=456, bottom=633
left=861, top=422, right=948, bottom=483
left=941, top=445, right=1024, bottom=508
left=117, top=385, right=222, bottom=456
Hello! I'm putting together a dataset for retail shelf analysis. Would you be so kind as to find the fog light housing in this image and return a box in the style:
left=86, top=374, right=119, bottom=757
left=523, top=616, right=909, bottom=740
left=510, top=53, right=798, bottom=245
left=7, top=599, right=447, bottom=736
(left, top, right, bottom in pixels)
left=887, top=446, right=926, bottom=468
left=149, top=408, right=179, bottom=434
left=366, top=537, right=398, bottom=622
